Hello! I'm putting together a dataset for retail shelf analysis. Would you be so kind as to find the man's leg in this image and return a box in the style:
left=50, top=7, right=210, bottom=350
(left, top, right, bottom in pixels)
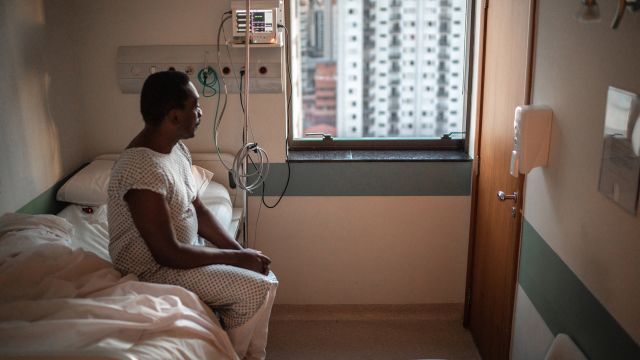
left=227, top=272, right=278, bottom=360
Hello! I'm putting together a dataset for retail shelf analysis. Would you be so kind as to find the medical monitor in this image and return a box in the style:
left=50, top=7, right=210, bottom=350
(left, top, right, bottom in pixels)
left=233, top=9, right=278, bottom=44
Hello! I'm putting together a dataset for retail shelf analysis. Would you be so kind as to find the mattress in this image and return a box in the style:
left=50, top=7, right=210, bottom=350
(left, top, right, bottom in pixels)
left=57, top=180, right=238, bottom=262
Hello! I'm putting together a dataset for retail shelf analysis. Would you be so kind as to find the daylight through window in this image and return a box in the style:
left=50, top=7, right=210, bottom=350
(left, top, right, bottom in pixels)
left=291, top=0, right=471, bottom=147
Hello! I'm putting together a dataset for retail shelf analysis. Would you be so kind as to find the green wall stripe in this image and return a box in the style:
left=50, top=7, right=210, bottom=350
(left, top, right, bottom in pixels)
left=249, top=161, right=471, bottom=196
left=519, top=219, right=640, bottom=359
left=16, top=164, right=87, bottom=215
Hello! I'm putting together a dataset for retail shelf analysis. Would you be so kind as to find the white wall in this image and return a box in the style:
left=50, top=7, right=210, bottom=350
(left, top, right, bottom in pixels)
left=21, top=0, right=472, bottom=305
left=0, top=0, right=85, bottom=213
left=512, top=0, right=640, bottom=357
left=251, top=196, right=470, bottom=304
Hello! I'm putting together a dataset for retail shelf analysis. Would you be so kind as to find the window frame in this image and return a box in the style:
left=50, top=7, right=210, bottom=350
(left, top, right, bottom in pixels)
left=285, top=0, right=476, bottom=152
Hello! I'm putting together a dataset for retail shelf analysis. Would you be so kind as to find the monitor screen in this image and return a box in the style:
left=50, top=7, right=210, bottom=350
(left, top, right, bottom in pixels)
left=236, top=9, right=274, bottom=33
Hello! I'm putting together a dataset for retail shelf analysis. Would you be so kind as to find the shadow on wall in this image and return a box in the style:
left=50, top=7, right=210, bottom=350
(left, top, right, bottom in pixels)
left=0, top=0, right=68, bottom=213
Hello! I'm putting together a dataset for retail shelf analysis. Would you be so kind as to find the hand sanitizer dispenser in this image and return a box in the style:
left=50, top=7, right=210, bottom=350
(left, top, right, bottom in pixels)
left=510, top=105, right=553, bottom=177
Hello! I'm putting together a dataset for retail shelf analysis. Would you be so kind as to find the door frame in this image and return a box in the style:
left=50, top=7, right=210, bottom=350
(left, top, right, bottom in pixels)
left=462, top=0, right=539, bottom=349
left=463, top=0, right=489, bottom=327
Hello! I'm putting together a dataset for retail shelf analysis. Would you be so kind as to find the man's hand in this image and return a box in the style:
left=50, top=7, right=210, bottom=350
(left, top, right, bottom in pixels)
left=238, top=249, right=271, bottom=275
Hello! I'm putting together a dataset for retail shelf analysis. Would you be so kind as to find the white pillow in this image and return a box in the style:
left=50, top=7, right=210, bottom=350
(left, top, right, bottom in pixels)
left=191, top=165, right=214, bottom=197
left=56, top=160, right=114, bottom=206
left=57, top=158, right=213, bottom=205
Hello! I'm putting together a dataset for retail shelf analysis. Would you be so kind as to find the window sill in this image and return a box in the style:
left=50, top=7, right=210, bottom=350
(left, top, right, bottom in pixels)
left=287, top=149, right=471, bottom=162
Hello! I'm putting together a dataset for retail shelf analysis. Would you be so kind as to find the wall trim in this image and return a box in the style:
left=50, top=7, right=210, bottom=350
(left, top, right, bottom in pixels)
left=519, top=219, right=640, bottom=359
left=250, top=161, right=472, bottom=196
left=16, top=164, right=87, bottom=215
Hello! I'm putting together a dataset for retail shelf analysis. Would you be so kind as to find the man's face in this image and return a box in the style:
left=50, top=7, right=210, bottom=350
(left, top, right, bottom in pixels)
left=176, top=82, right=202, bottom=139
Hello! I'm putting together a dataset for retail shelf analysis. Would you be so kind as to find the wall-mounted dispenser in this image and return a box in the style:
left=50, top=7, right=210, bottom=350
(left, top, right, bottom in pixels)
left=510, top=105, right=553, bottom=177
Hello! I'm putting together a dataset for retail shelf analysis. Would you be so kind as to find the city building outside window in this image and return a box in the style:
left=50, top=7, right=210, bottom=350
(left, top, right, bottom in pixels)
left=290, top=0, right=472, bottom=150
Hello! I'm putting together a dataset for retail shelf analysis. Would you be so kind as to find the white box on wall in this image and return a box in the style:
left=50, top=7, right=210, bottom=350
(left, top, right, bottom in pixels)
left=510, top=105, right=553, bottom=176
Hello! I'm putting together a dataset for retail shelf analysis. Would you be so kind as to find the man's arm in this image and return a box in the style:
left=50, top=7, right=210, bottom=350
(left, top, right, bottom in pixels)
left=125, top=189, right=269, bottom=274
left=193, top=196, right=271, bottom=273
left=193, top=196, right=243, bottom=250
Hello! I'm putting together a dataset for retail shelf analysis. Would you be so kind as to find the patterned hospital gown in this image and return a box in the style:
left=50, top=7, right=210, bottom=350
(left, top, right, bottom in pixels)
left=107, top=142, right=277, bottom=329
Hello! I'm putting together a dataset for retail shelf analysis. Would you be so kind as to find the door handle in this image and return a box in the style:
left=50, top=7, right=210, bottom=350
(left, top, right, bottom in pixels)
left=497, top=191, right=518, bottom=203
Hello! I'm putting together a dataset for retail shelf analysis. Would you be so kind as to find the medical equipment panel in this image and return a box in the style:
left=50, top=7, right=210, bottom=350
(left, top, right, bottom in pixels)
left=116, top=45, right=283, bottom=94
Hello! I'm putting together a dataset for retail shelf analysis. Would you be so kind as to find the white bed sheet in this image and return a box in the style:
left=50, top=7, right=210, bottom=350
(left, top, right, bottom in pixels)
left=0, top=213, right=239, bottom=360
left=57, top=180, right=235, bottom=262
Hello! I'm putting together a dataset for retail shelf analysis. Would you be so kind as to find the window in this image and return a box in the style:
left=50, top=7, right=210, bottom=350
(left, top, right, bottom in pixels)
left=290, top=0, right=471, bottom=149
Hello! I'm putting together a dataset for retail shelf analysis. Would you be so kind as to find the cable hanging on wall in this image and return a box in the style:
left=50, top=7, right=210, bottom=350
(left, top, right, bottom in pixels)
left=206, top=7, right=270, bottom=194
left=204, top=1, right=291, bottom=245
left=211, top=3, right=271, bottom=194
left=233, top=0, right=270, bottom=193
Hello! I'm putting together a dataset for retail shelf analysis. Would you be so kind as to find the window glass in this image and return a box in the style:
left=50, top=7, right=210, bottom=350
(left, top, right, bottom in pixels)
left=292, top=0, right=470, bottom=146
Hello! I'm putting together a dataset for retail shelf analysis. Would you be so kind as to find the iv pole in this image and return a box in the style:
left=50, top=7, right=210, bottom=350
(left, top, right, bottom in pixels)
left=242, top=0, right=251, bottom=247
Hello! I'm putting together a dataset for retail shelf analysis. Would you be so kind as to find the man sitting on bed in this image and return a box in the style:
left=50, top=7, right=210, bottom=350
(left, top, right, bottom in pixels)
left=107, top=70, right=277, bottom=360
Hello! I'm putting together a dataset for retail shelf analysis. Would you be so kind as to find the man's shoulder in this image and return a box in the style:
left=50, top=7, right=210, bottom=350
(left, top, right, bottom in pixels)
left=114, top=148, right=167, bottom=175
left=176, top=141, right=193, bottom=163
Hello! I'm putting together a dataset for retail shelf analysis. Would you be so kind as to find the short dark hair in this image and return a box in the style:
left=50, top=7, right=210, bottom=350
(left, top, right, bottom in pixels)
left=140, top=71, right=191, bottom=126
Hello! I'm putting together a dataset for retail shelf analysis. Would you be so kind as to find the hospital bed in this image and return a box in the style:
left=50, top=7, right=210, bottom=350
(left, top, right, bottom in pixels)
left=0, top=153, right=242, bottom=359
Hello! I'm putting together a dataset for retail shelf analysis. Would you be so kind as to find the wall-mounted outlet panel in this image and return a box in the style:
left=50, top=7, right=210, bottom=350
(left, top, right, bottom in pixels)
left=117, top=45, right=284, bottom=94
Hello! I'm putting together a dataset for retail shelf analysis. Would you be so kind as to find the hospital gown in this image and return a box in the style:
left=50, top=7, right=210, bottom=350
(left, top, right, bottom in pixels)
left=107, top=142, right=277, bottom=330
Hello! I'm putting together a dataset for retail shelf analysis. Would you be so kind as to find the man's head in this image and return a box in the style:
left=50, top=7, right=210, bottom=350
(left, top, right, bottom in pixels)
left=140, top=71, right=202, bottom=138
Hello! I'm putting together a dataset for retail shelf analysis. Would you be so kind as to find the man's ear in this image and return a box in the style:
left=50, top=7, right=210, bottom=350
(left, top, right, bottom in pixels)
left=167, top=108, right=181, bottom=125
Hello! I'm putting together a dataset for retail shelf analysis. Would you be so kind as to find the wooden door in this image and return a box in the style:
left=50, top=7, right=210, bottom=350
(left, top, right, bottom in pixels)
left=465, top=0, right=536, bottom=359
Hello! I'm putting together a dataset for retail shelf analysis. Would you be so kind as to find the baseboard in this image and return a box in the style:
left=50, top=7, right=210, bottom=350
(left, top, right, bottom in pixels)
left=271, top=303, right=464, bottom=321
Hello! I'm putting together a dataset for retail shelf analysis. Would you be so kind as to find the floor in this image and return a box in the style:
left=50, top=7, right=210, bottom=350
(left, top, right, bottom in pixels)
left=265, top=304, right=481, bottom=360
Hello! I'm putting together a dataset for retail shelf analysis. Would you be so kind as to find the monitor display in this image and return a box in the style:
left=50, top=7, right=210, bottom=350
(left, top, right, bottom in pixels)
left=236, top=9, right=274, bottom=33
